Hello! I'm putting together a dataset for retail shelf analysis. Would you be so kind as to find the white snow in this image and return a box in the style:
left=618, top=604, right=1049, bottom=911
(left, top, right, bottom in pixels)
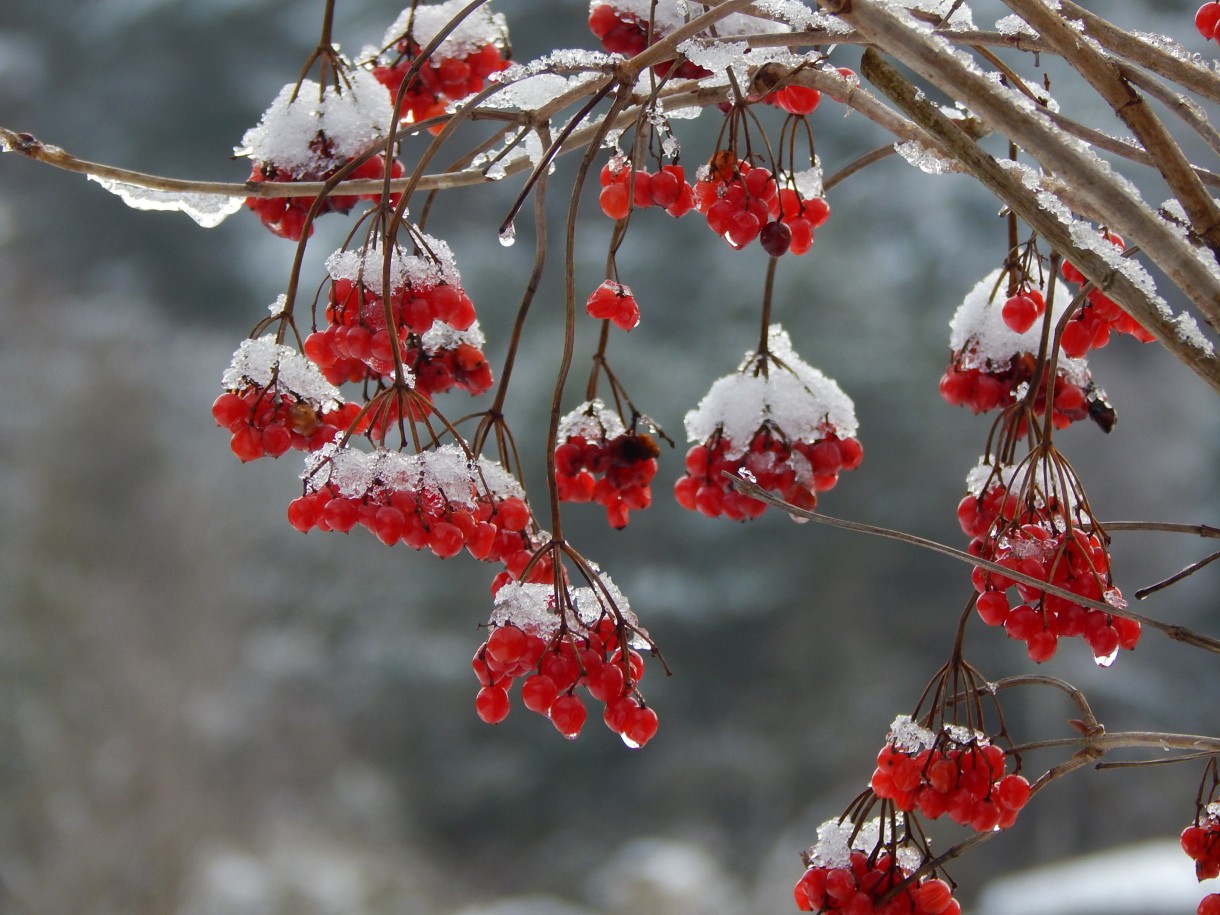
left=381, top=0, right=507, bottom=57
left=557, top=399, right=627, bottom=441
left=87, top=176, right=243, bottom=228
left=222, top=335, right=344, bottom=410
left=489, top=568, right=648, bottom=648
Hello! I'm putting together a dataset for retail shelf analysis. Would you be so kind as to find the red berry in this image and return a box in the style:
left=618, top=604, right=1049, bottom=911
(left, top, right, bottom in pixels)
left=475, top=685, right=511, bottom=724
left=548, top=693, right=587, bottom=739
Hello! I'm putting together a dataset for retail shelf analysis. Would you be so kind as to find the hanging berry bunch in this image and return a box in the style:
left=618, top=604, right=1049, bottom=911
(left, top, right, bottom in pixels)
left=584, top=277, right=642, bottom=331
left=555, top=399, right=660, bottom=529
left=1183, top=803, right=1220, bottom=882
left=962, top=453, right=1138, bottom=665
left=675, top=324, right=861, bottom=520
left=240, top=66, right=402, bottom=241
left=473, top=566, right=660, bottom=746
left=597, top=155, right=696, bottom=222
left=1059, top=231, right=1156, bottom=356
left=404, top=320, right=494, bottom=397
left=372, top=0, right=511, bottom=127
left=213, top=334, right=356, bottom=461
left=793, top=816, right=960, bottom=914
left=870, top=714, right=1031, bottom=832
left=939, top=269, right=1112, bottom=431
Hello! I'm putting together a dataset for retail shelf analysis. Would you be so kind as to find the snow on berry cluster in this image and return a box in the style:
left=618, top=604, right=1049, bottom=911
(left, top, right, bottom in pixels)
left=371, top=0, right=511, bottom=127
left=555, top=400, right=660, bottom=528
left=793, top=818, right=960, bottom=915
left=240, top=69, right=402, bottom=240
left=675, top=325, right=861, bottom=520
left=473, top=574, right=658, bottom=745
left=1182, top=803, right=1220, bottom=881
left=870, top=715, right=1031, bottom=832
left=1059, top=232, right=1156, bottom=356
left=288, top=443, right=544, bottom=582
left=939, top=270, right=1104, bottom=430
left=406, top=320, right=494, bottom=397
left=960, top=460, right=1138, bottom=665
left=213, top=334, right=354, bottom=461
left=303, top=237, right=482, bottom=388
left=597, top=156, right=696, bottom=222
left=692, top=153, right=830, bottom=255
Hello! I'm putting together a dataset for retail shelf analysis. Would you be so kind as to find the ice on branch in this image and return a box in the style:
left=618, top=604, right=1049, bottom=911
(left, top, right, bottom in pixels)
left=949, top=269, right=1089, bottom=385
left=380, top=0, right=507, bottom=57
left=684, top=325, right=857, bottom=458
left=1173, top=312, right=1216, bottom=356
left=996, top=14, right=1038, bottom=38
left=490, top=571, right=648, bottom=649
left=897, top=0, right=974, bottom=30
left=305, top=442, right=524, bottom=506
left=894, top=140, right=956, bottom=175
left=558, top=399, right=627, bottom=441
left=86, top=176, right=243, bottom=228
left=223, top=335, right=343, bottom=410
left=237, top=69, right=393, bottom=172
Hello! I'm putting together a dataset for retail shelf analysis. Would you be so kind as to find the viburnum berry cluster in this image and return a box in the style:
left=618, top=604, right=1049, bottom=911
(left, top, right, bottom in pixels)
left=473, top=572, right=658, bottom=745
left=240, top=69, right=403, bottom=241
left=371, top=1, right=511, bottom=127
left=597, top=155, right=696, bottom=221
left=555, top=400, right=660, bottom=529
left=1059, top=232, right=1156, bottom=356
left=960, top=455, right=1138, bottom=665
left=793, top=818, right=960, bottom=915
left=675, top=325, right=861, bottom=519
left=938, top=270, right=1110, bottom=431
left=692, top=153, right=830, bottom=255
left=213, top=335, right=354, bottom=461
left=584, top=277, right=642, bottom=331
left=870, top=715, right=1031, bottom=832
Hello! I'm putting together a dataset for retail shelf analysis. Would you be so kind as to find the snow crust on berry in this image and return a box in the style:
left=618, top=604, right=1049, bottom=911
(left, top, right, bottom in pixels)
left=792, top=163, right=824, bottom=200
left=420, top=319, right=485, bottom=355
left=558, top=399, right=628, bottom=441
left=949, top=269, right=1089, bottom=384
left=325, top=235, right=462, bottom=294
left=223, top=335, right=344, bottom=410
left=238, top=70, right=394, bottom=172
left=684, top=325, right=857, bottom=456
left=964, top=458, right=1082, bottom=514
left=1207, top=801, right=1220, bottom=820
left=86, top=176, right=244, bottom=228
left=887, top=714, right=936, bottom=754
left=306, top=442, right=524, bottom=503
left=381, top=0, right=507, bottom=57
left=805, top=818, right=919, bottom=870
left=490, top=572, right=648, bottom=648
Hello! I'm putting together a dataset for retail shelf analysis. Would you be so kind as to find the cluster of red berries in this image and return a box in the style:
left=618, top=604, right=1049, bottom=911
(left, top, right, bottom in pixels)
left=1181, top=805, right=1220, bottom=881
left=287, top=445, right=543, bottom=572
left=587, top=3, right=708, bottom=78
left=373, top=40, right=510, bottom=126
left=870, top=718, right=1031, bottom=832
left=794, top=852, right=960, bottom=915
left=403, top=326, right=494, bottom=397
left=246, top=152, right=404, bottom=242
left=1198, top=3, right=1220, bottom=40
left=555, top=401, right=660, bottom=528
left=585, top=279, right=641, bottom=331
left=675, top=425, right=861, bottom=520
left=212, top=385, right=356, bottom=461
left=1059, top=233, right=1155, bottom=356
left=371, top=1, right=510, bottom=127
left=473, top=596, right=658, bottom=745
left=959, top=473, right=1138, bottom=664
left=693, top=154, right=830, bottom=255
left=597, top=158, right=697, bottom=221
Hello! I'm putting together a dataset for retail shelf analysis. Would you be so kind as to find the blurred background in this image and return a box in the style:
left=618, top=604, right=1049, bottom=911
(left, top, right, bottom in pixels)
left=0, top=1, right=1216, bottom=912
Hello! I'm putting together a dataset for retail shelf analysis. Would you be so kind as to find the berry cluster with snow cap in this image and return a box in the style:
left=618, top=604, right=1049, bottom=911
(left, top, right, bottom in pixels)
left=960, top=459, right=1138, bottom=665
left=555, top=399, right=660, bottom=528
left=304, top=237, right=478, bottom=385
left=1060, top=231, right=1156, bottom=355
left=213, top=335, right=354, bottom=461
left=289, top=443, right=540, bottom=574
left=597, top=157, right=696, bottom=223
left=870, top=715, right=1031, bottom=832
left=1182, top=802, right=1220, bottom=882
left=240, top=69, right=403, bottom=240
left=675, top=325, right=861, bottom=520
left=372, top=0, right=511, bottom=128
left=939, top=269, right=1110, bottom=431
left=473, top=572, right=658, bottom=745
left=793, top=817, right=960, bottom=914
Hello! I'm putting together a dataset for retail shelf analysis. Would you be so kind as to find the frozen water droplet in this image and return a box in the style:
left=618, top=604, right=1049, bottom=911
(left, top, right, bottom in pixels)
left=498, top=223, right=516, bottom=247
left=620, top=733, right=641, bottom=749
left=1094, top=647, right=1119, bottom=668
